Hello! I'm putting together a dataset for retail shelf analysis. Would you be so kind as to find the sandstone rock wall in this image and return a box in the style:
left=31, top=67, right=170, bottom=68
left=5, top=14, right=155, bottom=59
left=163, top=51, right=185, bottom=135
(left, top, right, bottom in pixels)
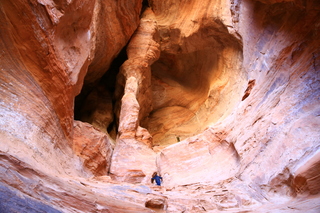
left=0, top=0, right=142, bottom=177
left=110, top=8, right=159, bottom=183
left=0, top=0, right=320, bottom=212
left=144, top=0, right=246, bottom=146
left=230, top=0, right=320, bottom=196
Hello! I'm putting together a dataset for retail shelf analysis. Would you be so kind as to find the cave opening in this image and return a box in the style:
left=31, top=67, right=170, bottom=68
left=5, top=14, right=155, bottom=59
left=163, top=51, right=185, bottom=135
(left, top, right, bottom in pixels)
left=142, top=0, right=149, bottom=9
left=74, top=46, right=128, bottom=139
left=141, top=46, right=245, bottom=147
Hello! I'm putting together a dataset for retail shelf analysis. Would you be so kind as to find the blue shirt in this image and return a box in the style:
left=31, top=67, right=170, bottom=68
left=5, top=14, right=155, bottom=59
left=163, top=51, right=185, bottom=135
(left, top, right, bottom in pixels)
left=152, top=175, right=163, bottom=186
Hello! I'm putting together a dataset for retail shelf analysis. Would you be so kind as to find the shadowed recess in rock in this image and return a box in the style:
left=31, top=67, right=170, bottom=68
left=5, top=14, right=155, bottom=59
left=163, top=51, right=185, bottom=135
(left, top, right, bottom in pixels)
left=74, top=46, right=128, bottom=139
left=141, top=25, right=246, bottom=147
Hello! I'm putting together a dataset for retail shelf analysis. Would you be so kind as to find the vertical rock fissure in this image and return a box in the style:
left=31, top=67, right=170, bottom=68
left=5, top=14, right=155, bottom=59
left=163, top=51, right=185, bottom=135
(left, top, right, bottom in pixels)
left=74, top=46, right=128, bottom=139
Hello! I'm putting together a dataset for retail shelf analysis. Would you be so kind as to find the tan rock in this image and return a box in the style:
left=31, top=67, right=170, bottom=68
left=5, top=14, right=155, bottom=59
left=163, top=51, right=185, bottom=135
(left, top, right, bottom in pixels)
left=291, top=151, right=320, bottom=195
left=145, top=198, right=167, bottom=210
left=85, top=0, right=143, bottom=85
left=0, top=0, right=142, bottom=146
left=0, top=152, right=155, bottom=212
left=158, top=129, right=240, bottom=187
left=73, top=120, right=113, bottom=176
left=110, top=137, right=157, bottom=183
left=136, top=126, right=153, bottom=148
left=110, top=8, right=160, bottom=183
left=142, top=0, right=246, bottom=146
left=1, top=0, right=320, bottom=212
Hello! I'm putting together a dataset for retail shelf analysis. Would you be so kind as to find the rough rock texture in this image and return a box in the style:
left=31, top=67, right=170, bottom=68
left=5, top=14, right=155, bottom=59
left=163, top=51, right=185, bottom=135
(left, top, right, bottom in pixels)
left=0, top=0, right=142, bottom=176
left=290, top=151, right=320, bottom=195
left=145, top=198, right=167, bottom=210
left=110, top=8, right=160, bottom=183
left=75, top=85, right=114, bottom=134
left=73, top=120, right=113, bottom=176
left=1, top=0, right=320, bottom=212
left=143, top=0, right=245, bottom=146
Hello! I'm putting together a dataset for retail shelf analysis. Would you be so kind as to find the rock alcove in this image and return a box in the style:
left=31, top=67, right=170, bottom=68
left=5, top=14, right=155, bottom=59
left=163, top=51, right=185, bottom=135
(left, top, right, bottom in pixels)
left=74, top=8, right=246, bottom=149
left=0, top=0, right=320, bottom=212
left=74, top=46, right=128, bottom=139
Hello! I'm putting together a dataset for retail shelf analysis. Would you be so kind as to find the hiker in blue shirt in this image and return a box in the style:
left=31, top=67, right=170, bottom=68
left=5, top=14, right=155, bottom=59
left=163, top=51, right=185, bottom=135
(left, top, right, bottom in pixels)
left=151, top=172, right=163, bottom=186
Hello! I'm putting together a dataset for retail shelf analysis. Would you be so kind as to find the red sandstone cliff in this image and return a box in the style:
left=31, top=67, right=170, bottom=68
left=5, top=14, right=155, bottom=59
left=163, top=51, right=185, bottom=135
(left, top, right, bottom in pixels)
left=0, top=0, right=320, bottom=212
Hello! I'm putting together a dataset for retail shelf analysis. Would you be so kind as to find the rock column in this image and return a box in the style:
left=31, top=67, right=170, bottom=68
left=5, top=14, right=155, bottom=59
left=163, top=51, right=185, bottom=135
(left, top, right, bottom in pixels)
left=110, top=8, right=161, bottom=183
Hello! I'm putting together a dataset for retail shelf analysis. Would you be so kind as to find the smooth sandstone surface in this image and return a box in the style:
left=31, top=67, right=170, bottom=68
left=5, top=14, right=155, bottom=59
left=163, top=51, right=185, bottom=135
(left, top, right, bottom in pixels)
left=0, top=0, right=320, bottom=212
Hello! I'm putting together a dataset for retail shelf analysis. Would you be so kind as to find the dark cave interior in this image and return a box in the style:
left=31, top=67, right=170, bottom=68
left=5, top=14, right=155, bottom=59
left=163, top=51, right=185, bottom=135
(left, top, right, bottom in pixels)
left=74, top=46, right=128, bottom=138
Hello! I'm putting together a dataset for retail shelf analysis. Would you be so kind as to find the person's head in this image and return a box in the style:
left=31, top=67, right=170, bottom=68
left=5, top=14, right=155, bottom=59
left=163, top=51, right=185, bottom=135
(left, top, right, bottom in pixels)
left=152, top=172, right=157, bottom=178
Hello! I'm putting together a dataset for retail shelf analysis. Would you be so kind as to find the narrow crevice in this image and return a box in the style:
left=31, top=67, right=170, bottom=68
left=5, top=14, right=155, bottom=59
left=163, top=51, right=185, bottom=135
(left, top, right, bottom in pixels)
left=140, top=0, right=151, bottom=16
left=142, top=0, right=149, bottom=10
left=74, top=46, right=128, bottom=139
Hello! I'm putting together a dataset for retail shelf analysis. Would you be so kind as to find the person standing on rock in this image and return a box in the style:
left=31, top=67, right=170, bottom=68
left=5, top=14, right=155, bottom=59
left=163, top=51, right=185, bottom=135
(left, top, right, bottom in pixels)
left=151, top=172, right=163, bottom=186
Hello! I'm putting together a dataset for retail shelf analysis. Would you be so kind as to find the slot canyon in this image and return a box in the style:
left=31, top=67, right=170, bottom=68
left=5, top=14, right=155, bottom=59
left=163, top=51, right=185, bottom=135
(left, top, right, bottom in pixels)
left=0, top=0, right=320, bottom=212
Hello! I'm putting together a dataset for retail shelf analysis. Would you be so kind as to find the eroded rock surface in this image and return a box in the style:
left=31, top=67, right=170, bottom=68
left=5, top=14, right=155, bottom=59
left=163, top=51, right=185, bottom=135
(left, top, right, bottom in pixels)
left=0, top=0, right=320, bottom=212
left=143, top=0, right=245, bottom=146
left=110, top=8, right=160, bottom=183
left=73, top=120, right=113, bottom=176
left=158, top=129, right=240, bottom=187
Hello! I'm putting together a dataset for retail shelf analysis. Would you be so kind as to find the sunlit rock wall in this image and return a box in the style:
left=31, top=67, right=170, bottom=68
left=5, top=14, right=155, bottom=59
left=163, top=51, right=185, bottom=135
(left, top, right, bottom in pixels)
left=143, top=0, right=246, bottom=147
left=156, top=0, right=320, bottom=191
left=0, top=0, right=319, bottom=212
left=0, top=0, right=142, bottom=177
left=231, top=0, right=320, bottom=196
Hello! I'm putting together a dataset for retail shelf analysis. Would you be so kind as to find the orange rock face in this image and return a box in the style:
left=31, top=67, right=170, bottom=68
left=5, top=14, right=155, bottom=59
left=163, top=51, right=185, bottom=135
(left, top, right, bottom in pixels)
left=73, top=121, right=113, bottom=176
left=143, top=0, right=245, bottom=146
left=1, top=0, right=320, bottom=212
left=110, top=8, right=160, bottom=183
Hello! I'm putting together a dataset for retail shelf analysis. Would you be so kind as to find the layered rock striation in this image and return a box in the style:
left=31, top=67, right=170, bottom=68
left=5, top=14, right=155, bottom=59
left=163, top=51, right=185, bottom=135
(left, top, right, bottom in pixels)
left=0, top=0, right=320, bottom=212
